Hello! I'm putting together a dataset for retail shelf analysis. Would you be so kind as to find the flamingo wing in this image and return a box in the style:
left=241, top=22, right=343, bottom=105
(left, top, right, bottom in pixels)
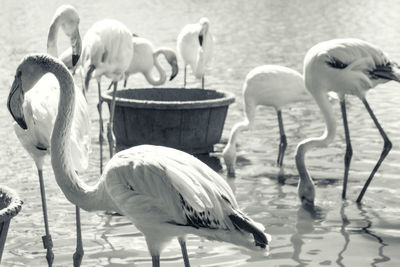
left=104, top=145, right=238, bottom=228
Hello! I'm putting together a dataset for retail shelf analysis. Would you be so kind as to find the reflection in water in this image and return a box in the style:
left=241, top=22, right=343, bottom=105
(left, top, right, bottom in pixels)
left=336, top=202, right=350, bottom=267
left=356, top=204, right=390, bottom=267
left=290, top=206, right=325, bottom=266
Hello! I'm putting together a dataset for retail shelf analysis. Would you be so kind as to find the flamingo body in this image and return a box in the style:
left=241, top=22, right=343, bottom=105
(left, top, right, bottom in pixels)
left=81, top=19, right=133, bottom=86
left=223, top=65, right=311, bottom=176
left=13, top=73, right=90, bottom=171
left=177, top=18, right=213, bottom=87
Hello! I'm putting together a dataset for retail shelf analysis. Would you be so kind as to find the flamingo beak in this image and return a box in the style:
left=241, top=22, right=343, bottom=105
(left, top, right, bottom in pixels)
left=169, top=60, right=179, bottom=81
left=70, top=28, right=82, bottom=67
left=371, top=63, right=400, bottom=82
left=7, top=74, right=27, bottom=130
left=198, top=32, right=204, bottom=47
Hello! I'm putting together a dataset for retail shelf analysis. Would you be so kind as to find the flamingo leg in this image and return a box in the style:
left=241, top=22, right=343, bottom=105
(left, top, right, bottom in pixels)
left=97, top=82, right=104, bottom=174
left=123, top=78, right=127, bottom=88
left=73, top=206, right=84, bottom=267
left=276, top=110, right=287, bottom=168
left=340, top=98, right=353, bottom=199
left=107, top=81, right=118, bottom=159
left=184, top=65, right=187, bottom=88
left=357, top=98, right=392, bottom=202
left=178, top=237, right=191, bottom=267
left=152, top=255, right=160, bottom=267
left=37, top=169, right=54, bottom=267
left=201, top=76, right=204, bottom=89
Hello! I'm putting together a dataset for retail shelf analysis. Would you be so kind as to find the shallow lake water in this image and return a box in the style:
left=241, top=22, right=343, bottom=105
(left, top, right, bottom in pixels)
left=1, top=0, right=400, bottom=266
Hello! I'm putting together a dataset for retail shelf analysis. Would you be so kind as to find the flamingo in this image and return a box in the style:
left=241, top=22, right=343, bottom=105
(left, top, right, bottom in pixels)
left=222, top=65, right=311, bottom=177
left=9, top=53, right=271, bottom=267
left=80, top=19, right=133, bottom=173
left=297, top=38, right=400, bottom=207
left=122, top=36, right=178, bottom=87
left=177, top=17, right=213, bottom=89
left=6, top=5, right=89, bottom=266
left=103, top=35, right=179, bottom=90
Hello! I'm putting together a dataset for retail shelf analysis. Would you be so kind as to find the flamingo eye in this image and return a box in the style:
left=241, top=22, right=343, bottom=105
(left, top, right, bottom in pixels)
left=326, top=57, right=348, bottom=69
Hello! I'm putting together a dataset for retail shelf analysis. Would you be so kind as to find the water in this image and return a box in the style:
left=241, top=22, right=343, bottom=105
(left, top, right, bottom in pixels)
left=1, top=0, right=400, bottom=266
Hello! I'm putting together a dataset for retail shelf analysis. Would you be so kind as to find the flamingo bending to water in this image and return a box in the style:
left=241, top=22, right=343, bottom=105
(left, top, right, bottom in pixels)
left=7, top=5, right=89, bottom=266
left=222, top=65, right=311, bottom=177
left=9, top=53, right=271, bottom=267
left=297, top=38, right=400, bottom=207
left=123, top=36, right=178, bottom=87
left=177, top=17, right=213, bottom=89
left=81, top=19, right=133, bottom=173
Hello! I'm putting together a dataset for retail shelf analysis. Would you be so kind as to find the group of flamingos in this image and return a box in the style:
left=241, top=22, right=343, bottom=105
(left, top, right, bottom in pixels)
left=6, top=4, right=400, bottom=267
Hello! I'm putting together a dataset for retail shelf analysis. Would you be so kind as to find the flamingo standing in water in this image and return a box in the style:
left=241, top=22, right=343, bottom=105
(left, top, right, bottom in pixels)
left=80, top=19, right=133, bottom=173
left=7, top=5, right=89, bottom=266
left=222, top=65, right=311, bottom=177
left=177, top=17, right=213, bottom=89
left=297, top=38, right=400, bottom=207
left=9, top=53, right=271, bottom=267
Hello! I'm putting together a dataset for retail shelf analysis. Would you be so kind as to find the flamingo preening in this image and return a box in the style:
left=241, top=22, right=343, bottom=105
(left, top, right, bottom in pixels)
left=297, top=38, right=400, bottom=207
left=80, top=19, right=133, bottom=173
left=7, top=5, right=89, bottom=267
left=222, top=65, right=311, bottom=177
left=9, top=53, right=271, bottom=267
left=177, top=17, right=213, bottom=89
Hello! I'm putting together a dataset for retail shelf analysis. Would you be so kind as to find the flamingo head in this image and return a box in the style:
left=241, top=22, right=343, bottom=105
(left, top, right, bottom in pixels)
left=8, top=54, right=55, bottom=130
left=49, top=5, right=82, bottom=67
left=162, top=49, right=179, bottom=81
left=297, top=178, right=316, bottom=208
left=198, top=17, right=210, bottom=47
left=304, top=38, right=400, bottom=97
left=222, top=143, right=237, bottom=177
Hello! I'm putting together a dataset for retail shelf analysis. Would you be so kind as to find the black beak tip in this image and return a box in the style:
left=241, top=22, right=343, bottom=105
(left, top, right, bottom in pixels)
left=169, top=73, right=177, bottom=81
left=72, top=54, right=80, bottom=67
left=16, top=118, right=27, bottom=130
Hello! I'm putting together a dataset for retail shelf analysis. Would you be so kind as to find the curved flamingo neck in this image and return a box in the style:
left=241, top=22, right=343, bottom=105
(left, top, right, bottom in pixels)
left=47, top=16, right=61, bottom=57
left=227, top=119, right=252, bottom=150
left=48, top=57, right=117, bottom=212
left=295, top=89, right=337, bottom=187
left=144, top=49, right=167, bottom=86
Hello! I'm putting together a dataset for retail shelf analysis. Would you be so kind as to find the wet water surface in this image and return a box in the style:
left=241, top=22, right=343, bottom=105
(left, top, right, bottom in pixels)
left=1, top=0, right=400, bottom=266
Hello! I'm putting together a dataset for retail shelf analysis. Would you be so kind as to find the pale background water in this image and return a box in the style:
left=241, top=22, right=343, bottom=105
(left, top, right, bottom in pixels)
left=1, top=0, right=400, bottom=266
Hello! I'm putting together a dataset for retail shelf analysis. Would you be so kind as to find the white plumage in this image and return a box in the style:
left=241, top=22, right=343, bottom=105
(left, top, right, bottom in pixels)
left=80, top=19, right=134, bottom=172
left=9, top=54, right=271, bottom=267
left=123, top=36, right=178, bottom=87
left=297, top=38, right=400, bottom=207
left=177, top=17, right=213, bottom=88
left=222, top=65, right=311, bottom=176
left=7, top=5, right=89, bottom=266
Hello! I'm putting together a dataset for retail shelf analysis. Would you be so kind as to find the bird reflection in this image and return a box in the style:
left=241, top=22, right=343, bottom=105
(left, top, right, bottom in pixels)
left=336, top=201, right=350, bottom=267
left=290, top=205, right=325, bottom=266
left=356, top=203, right=390, bottom=266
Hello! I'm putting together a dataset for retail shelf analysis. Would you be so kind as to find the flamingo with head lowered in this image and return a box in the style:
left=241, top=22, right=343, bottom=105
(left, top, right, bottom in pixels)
left=123, top=35, right=178, bottom=87
left=222, top=65, right=311, bottom=177
left=9, top=53, right=271, bottom=267
left=7, top=5, right=89, bottom=266
left=297, top=38, right=400, bottom=207
left=177, top=17, right=213, bottom=89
